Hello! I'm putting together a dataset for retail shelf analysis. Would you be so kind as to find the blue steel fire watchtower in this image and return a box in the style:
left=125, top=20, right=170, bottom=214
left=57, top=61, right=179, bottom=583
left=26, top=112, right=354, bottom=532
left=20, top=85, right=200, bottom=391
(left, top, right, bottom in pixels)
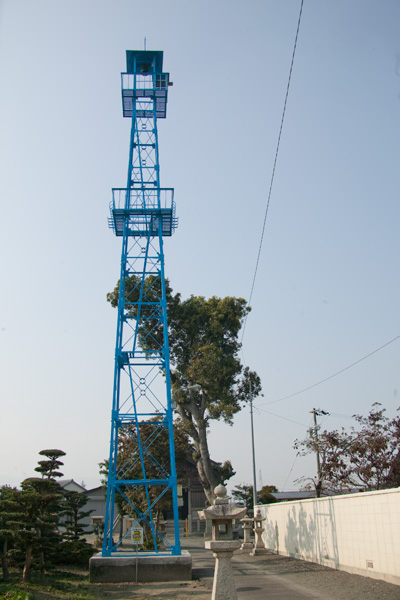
left=103, top=50, right=180, bottom=557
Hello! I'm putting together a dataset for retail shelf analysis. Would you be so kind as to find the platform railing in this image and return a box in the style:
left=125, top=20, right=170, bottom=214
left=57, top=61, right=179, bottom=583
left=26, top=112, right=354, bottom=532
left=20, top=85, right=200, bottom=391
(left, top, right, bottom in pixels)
left=112, top=187, right=174, bottom=211
left=121, top=72, right=169, bottom=93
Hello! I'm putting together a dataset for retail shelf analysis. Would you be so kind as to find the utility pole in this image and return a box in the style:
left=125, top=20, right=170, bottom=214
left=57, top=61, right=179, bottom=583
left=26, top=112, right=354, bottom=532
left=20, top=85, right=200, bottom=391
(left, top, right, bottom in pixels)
left=310, top=408, right=329, bottom=497
left=250, top=381, right=258, bottom=507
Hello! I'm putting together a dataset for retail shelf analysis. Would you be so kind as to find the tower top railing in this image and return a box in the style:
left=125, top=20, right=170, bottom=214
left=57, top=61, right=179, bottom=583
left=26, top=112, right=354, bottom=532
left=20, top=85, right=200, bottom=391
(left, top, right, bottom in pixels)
left=121, top=73, right=169, bottom=118
left=112, top=187, right=174, bottom=211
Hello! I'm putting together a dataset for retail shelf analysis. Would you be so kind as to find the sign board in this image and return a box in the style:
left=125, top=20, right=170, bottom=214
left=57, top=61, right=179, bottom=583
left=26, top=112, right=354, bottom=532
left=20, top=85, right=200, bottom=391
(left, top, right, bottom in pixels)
left=131, top=526, right=143, bottom=545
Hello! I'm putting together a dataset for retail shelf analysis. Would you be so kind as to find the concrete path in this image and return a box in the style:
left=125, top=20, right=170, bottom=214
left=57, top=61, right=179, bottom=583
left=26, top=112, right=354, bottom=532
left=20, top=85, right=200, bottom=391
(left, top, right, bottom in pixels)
left=182, top=535, right=400, bottom=600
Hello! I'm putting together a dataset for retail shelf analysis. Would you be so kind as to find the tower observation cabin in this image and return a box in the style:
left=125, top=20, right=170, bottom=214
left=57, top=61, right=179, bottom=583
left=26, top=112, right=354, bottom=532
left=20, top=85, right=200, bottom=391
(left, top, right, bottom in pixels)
left=103, top=50, right=180, bottom=557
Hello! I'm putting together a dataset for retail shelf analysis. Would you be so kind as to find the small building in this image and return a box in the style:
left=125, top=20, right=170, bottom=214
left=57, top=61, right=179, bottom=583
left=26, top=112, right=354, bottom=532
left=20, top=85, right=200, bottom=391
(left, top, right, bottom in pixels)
left=59, top=481, right=110, bottom=532
left=270, top=489, right=354, bottom=502
left=177, top=456, right=208, bottom=534
left=62, top=455, right=210, bottom=534
left=82, top=486, right=109, bottom=531
left=271, top=491, right=321, bottom=502
left=59, top=479, right=87, bottom=493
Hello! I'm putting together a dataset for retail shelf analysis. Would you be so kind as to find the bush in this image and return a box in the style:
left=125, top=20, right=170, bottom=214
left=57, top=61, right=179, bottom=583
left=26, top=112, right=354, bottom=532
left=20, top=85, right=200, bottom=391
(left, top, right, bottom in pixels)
left=57, top=540, right=95, bottom=566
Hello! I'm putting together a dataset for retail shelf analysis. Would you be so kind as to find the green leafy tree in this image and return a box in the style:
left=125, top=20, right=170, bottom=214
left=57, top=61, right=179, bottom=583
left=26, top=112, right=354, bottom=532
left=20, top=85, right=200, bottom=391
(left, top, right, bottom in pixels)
left=231, top=483, right=253, bottom=513
left=13, top=482, right=57, bottom=582
left=231, top=483, right=278, bottom=513
left=34, top=448, right=66, bottom=480
left=107, top=277, right=262, bottom=504
left=60, top=491, right=92, bottom=542
left=258, top=485, right=278, bottom=504
left=2, top=449, right=95, bottom=580
left=59, top=491, right=94, bottom=565
left=0, top=486, right=23, bottom=580
left=294, top=404, right=400, bottom=495
left=11, top=449, right=65, bottom=581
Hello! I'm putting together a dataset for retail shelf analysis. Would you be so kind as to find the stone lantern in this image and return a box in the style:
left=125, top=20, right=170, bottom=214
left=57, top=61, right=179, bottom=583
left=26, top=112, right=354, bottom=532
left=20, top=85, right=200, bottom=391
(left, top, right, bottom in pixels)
left=251, top=508, right=268, bottom=555
left=240, top=515, right=254, bottom=551
left=198, top=484, right=246, bottom=600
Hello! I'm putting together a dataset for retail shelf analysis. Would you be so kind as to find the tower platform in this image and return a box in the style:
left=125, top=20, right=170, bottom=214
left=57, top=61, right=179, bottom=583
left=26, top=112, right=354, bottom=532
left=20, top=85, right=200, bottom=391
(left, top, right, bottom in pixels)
left=109, top=187, right=177, bottom=236
left=121, top=73, right=169, bottom=118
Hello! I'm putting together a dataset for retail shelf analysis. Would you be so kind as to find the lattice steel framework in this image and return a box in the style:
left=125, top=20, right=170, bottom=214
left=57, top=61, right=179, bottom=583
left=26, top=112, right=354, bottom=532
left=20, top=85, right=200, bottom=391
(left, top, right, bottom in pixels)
left=103, top=50, right=180, bottom=556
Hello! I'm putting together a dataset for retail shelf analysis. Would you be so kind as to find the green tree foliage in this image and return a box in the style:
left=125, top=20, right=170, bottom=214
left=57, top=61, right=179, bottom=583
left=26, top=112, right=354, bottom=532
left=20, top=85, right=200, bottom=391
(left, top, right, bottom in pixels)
left=59, top=491, right=94, bottom=565
left=231, top=483, right=278, bottom=513
left=231, top=484, right=253, bottom=513
left=13, top=479, right=60, bottom=581
left=0, top=486, right=23, bottom=580
left=258, top=485, right=279, bottom=505
left=294, top=404, right=400, bottom=495
left=34, top=449, right=66, bottom=480
left=16, top=449, right=65, bottom=580
left=107, top=277, right=262, bottom=504
left=2, top=449, right=94, bottom=581
left=60, top=491, right=92, bottom=542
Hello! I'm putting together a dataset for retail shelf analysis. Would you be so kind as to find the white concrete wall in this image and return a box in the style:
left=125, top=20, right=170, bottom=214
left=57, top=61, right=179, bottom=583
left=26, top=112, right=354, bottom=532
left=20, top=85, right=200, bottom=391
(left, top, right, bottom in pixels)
left=258, top=488, right=400, bottom=586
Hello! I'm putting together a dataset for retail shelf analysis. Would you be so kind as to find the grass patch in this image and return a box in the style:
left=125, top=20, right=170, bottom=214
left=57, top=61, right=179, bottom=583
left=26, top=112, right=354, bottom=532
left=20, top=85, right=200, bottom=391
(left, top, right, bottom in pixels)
left=0, top=592, right=32, bottom=600
left=0, top=567, right=94, bottom=600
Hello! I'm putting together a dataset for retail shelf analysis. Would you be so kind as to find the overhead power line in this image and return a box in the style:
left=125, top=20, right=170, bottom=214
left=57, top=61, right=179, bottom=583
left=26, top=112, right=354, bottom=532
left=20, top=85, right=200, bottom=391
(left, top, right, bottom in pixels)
left=257, top=332, right=400, bottom=406
left=241, top=0, right=304, bottom=343
left=257, top=406, right=307, bottom=428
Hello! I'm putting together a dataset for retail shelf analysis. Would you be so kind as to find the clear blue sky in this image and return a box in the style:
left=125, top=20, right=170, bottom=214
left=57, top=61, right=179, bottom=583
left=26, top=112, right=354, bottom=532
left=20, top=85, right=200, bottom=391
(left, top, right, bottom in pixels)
left=1, top=0, right=399, bottom=492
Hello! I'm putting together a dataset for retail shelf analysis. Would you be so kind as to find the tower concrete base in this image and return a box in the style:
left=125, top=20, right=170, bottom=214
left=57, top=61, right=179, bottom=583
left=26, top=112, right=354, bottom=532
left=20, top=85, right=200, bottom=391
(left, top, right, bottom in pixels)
left=89, top=551, right=192, bottom=583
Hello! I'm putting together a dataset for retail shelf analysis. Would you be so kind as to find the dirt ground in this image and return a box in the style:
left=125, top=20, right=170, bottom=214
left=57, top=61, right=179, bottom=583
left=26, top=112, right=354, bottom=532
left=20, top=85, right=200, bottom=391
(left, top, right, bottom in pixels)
left=88, top=579, right=210, bottom=600
left=7, top=536, right=400, bottom=599
left=83, top=556, right=400, bottom=600
left=28, top=579, right=209, bottom=600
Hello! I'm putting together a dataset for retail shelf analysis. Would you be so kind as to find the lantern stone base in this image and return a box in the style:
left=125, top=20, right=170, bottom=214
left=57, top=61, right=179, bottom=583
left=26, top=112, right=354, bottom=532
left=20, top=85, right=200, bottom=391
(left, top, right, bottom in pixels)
left=241, top=541, right=253, bottom=550
left=251, top=546, right=269, bottom=556
left=205, top=540, right=241, bottom=553
left=89, top=551, right=192, bottom=583
left=205, top=540, right=241, bottom=600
